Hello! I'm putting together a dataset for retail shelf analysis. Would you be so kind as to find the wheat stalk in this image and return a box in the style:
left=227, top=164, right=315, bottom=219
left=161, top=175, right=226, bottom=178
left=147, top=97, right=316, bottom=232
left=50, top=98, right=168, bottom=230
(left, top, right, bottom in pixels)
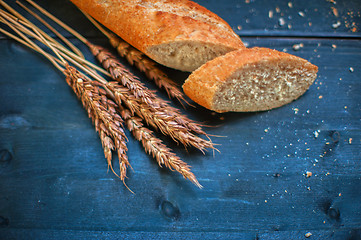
left=88, top=43, right=210, bottom=137
left=17, top=0, right=210, bottom=139
left=0, top=1, right=214, bottom=188
left=104, top=79, right=214, bottom=152
left=64, top=65, right=130, bottom=182
left=118, top=106, right=202, bottom=188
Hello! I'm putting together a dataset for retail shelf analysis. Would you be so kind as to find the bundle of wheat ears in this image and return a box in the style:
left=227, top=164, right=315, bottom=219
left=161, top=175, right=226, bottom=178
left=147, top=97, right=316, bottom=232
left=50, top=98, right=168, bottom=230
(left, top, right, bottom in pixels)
left=0, top=0, right=217, bottom=191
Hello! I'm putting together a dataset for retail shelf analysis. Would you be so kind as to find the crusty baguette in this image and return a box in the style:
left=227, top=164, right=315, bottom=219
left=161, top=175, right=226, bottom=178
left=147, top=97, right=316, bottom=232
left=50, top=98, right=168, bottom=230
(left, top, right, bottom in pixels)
left=70, top=0, right=245, bottom=72
left=182, top=47, right=318, bottom=112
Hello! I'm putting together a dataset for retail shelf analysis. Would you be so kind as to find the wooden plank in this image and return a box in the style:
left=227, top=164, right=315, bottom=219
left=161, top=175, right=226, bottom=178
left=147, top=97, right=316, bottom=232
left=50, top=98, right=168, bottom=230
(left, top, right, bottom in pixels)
left=1, top=229, right=360, bottom=240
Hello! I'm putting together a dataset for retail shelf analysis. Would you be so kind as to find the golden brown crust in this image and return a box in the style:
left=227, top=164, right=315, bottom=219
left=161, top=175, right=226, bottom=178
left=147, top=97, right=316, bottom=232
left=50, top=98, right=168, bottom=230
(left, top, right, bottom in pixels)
left=183, top=47, right=318, bottom=112
left=70, top=0, right=245, bottom=71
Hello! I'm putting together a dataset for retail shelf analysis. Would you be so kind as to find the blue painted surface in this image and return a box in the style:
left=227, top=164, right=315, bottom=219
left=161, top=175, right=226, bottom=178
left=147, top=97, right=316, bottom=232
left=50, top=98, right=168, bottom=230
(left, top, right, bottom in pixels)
left=0, top=0, right=360, bottom=239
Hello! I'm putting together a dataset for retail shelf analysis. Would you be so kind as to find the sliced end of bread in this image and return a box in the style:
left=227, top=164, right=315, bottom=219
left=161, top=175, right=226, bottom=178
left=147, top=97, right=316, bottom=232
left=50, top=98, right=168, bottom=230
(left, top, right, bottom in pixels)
left=182, top=47, right=318, bottom=112
left=147, top=41, right=242, bottom=72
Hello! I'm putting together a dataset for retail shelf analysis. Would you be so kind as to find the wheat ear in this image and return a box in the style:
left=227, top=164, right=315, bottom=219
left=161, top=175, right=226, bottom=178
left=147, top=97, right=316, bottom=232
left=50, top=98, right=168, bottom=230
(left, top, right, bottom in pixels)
left=119, top=106, right=202, bottom=188
left=88, top=44, right=210, bottom=136
left=64, top=65, right=130, bottom=182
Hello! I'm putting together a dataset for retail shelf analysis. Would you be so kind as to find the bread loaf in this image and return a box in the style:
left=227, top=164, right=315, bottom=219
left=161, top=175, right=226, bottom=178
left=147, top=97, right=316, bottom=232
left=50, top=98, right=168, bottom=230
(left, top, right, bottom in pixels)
left=182, top=47, right=318, bottom=113
left=70, top=0, right=245, bottom=72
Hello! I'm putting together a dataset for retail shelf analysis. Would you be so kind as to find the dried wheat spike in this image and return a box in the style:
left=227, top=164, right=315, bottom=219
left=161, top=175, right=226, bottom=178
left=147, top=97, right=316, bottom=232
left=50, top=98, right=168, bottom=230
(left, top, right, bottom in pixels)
left=106, top=81, right=215, bottom=153
left=119, top=106, right=202, bottom=188
left=108, top=33, right=188, bottom=105
left=63, top=64, right=130, bottom=181
left=88, top=43, right=207, bottom=136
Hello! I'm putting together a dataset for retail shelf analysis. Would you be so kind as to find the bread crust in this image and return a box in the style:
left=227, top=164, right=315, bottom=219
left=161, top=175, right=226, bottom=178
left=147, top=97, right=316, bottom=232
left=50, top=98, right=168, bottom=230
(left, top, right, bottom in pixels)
left=70, top=0, right=245, bottom=71
left=183, top=47, right=318, bottom=112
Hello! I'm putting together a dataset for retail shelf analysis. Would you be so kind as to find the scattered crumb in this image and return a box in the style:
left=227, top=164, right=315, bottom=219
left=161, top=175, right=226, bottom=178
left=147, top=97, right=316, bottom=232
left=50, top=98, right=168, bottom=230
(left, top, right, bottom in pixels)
left=269, top=10, right=274, bottom=18
left=339, top=193, right=342, bottom=197
left=264, top=128, right=269, bottom=133
left=306, top=171, right=312, bottom=178
left=293, top=43, right=304, bottom=51
left=265, top=200, right=268, bottom=203
left=332, top=44, right=337, bottom=49
left=275, top=7, right=280, bottom=13
left=305, top=232, right=312, bottom=238
left=349, top=67, right=354, bottom=72
left=325, top=172, right=331, bottom=176
left=237, top=25, right=242, bottom=30
left=344, top=106, right=347, bottom=109
left=298, top=11, right=305, bottom=17
left=293, top=107, right=299, bottom=114
left=307, top=186, right=311, bottom=191
left=279, top=17, right=286, bottom=26
left=309, top=22, right=313, bottom=27
left=331, top=7, right=339, bottom=17
left=332, top=21, right=341, bottom=29
left=288, top=2, right=293, bottom=8
left=349, top=138, right=353, bottom=144
left=327, top=0, right=336, bottom=4
left=288, top=24, right=292, bottom=29
left=318, top=95, right=323, bottom=99
left=245, top=0, right=250, bottom=3
left=313, top=130, right=319, bottom=138
left=220, top=116, right=225, bottom=120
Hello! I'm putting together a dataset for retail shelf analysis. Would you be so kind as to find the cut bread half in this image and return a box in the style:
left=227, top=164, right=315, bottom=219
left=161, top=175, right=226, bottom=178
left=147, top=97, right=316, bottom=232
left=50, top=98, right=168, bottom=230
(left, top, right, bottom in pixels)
left=182, top=47, right=318, bottom=112
left=70, top=0, right=245, bottom=72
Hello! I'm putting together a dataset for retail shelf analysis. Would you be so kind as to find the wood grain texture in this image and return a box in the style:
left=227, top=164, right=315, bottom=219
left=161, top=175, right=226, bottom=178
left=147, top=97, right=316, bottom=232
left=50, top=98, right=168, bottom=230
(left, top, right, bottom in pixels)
left=0, top=0, right=360, bottom=239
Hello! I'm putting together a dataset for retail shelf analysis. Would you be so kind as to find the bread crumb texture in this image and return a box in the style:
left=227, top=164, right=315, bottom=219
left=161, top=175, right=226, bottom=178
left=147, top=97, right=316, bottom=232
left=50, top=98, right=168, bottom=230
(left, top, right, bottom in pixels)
left=148, top=41, right=236, bottom=72
left=183, top=47, right=318, bottom=113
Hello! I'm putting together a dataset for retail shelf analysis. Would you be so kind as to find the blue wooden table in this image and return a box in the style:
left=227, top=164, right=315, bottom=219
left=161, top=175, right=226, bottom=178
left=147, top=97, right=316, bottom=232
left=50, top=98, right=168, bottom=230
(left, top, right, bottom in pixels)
left=0, top=0, right=360, bottom=239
